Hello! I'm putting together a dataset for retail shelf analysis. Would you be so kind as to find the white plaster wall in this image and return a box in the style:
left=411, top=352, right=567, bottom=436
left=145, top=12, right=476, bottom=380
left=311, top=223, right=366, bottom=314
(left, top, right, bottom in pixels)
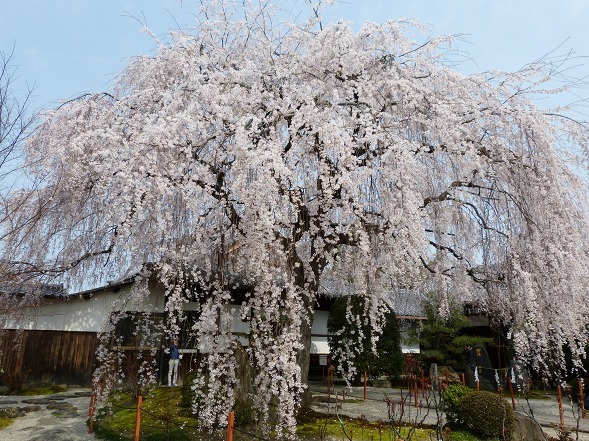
left=5, top=284, right=166, bottom=332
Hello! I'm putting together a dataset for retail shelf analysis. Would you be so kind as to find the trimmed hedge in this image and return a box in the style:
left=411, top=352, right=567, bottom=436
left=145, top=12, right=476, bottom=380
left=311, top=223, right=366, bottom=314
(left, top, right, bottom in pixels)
left=459, top=391, right=514, bottom=439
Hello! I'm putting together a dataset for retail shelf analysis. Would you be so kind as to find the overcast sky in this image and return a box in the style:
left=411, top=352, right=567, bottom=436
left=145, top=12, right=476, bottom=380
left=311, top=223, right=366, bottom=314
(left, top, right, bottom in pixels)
left=1, top=0, right=588, bottom=113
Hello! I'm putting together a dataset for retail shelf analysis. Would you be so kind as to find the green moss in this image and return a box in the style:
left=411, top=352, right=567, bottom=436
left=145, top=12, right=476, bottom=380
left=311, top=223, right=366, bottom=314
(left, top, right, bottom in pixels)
left=93, top=387, right=440, bottom=441
left=93, top=388, right=213, bottom=441
left=296, top=413, right=434, bottom=441
left=21, top=385, right=67, bottom=396
left=0, top=416, right=14, bottom=430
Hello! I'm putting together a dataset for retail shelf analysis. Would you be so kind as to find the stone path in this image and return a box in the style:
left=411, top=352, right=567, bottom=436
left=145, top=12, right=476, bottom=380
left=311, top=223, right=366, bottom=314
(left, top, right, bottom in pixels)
left=0, top=389, right=96, bottom=441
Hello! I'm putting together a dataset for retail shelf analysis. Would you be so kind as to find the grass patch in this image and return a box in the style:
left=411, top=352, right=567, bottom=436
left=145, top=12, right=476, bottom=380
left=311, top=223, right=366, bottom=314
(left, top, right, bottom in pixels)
left=447, top=429, right=485, bottom=441
left=0, top=416, right=14, bottom=430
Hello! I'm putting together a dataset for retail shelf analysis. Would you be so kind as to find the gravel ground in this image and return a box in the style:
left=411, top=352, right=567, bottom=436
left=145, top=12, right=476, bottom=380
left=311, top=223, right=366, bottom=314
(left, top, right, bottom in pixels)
left=0, top=389, right=96, bottom=441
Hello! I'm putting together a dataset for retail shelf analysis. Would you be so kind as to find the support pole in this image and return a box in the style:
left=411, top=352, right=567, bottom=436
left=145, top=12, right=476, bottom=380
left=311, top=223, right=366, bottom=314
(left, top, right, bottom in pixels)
left=508, top=376, right=516, bottom=410
left=461, top=373, right=465, bottom=386
left=363, top=371, right=367, bottom=400
left=579, top=379, right=585, bottom=418
left=88, top=383, right=96, bottom=417
left=414, top=376, right=418, bottom=407
left=88, top=385, right=96, bottom=434
left=134, top=395, right=142, bottom=441
left=557, top=385, right=565, bottom=431
left=227, top=411, right=235, bottom=441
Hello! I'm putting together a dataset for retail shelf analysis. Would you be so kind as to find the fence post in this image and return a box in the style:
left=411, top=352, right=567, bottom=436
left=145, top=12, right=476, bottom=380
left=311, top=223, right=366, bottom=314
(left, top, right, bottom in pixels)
left=88, top=383, right=95, bottom=417
left=557, top=385, right=565, bottom=431
left=363, top=371, right=367, bottom=400
left=227, top=411, right=235, bottom=441
left=507, top=375, right=516, bottom=410
left=134, top=395, right=143, bottom=441
left=88, top=385, right=96, bottom=434
left=579, top=379, right=585, bottom=418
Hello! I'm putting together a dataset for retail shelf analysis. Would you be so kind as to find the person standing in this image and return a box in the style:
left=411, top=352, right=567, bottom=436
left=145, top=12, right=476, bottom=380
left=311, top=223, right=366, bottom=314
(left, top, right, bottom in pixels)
left=167, top=338, right=180, bottom=386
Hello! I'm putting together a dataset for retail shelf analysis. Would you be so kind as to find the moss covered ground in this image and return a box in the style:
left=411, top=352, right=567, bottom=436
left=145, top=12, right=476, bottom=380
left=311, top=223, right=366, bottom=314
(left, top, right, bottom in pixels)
left=0, top=416, right=14, bottom=430
left=91, top=387, right=444, bottom=441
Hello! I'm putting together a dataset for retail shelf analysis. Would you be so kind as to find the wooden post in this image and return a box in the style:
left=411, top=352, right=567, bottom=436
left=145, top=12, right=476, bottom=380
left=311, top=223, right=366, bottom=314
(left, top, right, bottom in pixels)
left=508, top=376, right=516, bottom=410
left=476, top=380, right=480, bottom=392
left=363, top=371, right=367, bottom=400
left=87, top=388, right=96, bottom=434
left=227, top=411, right=235, bottom=441
left=414, top=376, right=418, bottom=407
left=557, top=385, right=565, bottom=431
left=579, top=379, right=585, bottom=418
left=88, top=383, right=95, bottom=417
left=134, top=395, right=142, bottom=441
left=461, top=372, right=465, bottom=386
left=421, top=370, right=425, bottom=394
left=327, top=364, right=332, bottom=394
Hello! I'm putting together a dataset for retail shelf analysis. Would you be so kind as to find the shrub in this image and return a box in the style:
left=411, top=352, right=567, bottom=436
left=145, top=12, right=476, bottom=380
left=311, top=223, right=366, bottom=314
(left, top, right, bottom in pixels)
left=328, top=296, right=403, bottom=381
left=459, top=391, right=514, bottom=439
left=443, top=383, right=473, bottom=427
left=180, top=369, right=200, bottom=409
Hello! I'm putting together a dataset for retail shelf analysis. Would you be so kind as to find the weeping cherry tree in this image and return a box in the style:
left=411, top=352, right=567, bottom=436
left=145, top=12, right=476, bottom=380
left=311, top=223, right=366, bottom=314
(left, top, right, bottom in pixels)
left=3, top=1, right=589, bottom=434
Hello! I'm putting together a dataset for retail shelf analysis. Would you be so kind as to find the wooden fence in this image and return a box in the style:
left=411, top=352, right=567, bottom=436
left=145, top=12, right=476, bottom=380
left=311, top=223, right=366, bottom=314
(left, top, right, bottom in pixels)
left=0, top=329, right=99, bottom=386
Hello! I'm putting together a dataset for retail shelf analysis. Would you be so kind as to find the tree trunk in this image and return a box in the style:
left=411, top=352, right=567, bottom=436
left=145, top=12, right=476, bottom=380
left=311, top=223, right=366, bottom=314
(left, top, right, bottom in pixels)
left=296, top=295, right=314, bottom=411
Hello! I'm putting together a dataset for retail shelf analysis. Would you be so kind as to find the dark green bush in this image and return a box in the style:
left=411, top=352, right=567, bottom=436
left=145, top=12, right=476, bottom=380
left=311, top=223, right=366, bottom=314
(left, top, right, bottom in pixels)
left=459, top=391, right=514, bottom=439
left=443, top=383, right=473, bottom=427
left=180, top=370, right=200, bottom=409
left=327, top=296, right=403, bottom=381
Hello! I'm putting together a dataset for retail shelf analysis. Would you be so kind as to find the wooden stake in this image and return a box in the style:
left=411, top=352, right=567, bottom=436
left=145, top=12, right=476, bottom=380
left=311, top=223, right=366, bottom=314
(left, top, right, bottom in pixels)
left=87, top=390, right=96, bottom=433
left=88, top=383, right=95, bottom=417
left=461, top=372, right=465, bottom=385
left=557, top=385, right=565, bottom=431
left=476, top=380, right=480, bottom=392
left=507, top=376, right=516, bottom=410
left=421, top=369, right=425, bottom=394
left=579, top=379, right=585, bottom=418
left=363, top=371, right=367, bottom=400
left=414, top=376, right=418, bottom=407
left=227, top=411, right=235, bottom=441
left=134, top=395, right=142, bottom=441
